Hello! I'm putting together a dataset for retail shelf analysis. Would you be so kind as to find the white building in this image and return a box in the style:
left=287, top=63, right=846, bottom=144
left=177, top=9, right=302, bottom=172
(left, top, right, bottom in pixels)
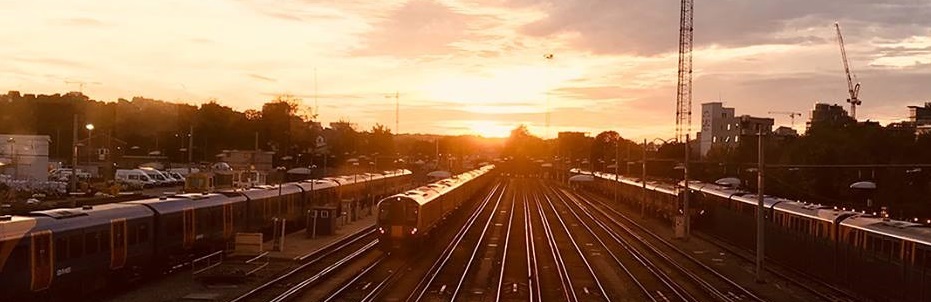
left=699, top=102, right=775, bottom=158
left=1, top=134, right=50, bottom=180
left=699, top=102, right=737, bottom=157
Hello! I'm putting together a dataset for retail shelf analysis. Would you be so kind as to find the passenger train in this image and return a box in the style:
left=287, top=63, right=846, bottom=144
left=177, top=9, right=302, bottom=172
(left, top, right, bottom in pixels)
left=0, top=169, right=413, bottom=300
left=574, top=169, right=931, bottom=301
left=377, top=165, right=496, bottom=250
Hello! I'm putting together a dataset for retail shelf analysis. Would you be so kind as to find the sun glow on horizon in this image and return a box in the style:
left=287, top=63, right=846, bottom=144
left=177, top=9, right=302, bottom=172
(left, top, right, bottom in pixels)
left=461, top=120, right=515, bottom=138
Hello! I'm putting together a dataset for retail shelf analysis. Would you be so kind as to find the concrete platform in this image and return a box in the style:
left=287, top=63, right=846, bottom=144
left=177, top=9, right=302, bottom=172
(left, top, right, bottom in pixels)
left=102, top=208, right=378, bottom=302
left=265, top=208, right=376, bottom=261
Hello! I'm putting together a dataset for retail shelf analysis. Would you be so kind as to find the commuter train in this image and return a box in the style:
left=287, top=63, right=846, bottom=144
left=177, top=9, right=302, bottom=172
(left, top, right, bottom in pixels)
left=0, top=169, right=413, bottom=300
left=377, top=165, right=496, bottom=250
left=573, top=169, right=931, bottom=301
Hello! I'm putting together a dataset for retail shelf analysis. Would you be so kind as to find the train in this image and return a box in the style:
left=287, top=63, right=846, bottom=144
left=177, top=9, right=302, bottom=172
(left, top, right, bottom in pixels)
left=377, top=165, right=496, bottom=250
left=573, top=168, right=931, bottom=301
left=0, top=169, right=413, bottom=300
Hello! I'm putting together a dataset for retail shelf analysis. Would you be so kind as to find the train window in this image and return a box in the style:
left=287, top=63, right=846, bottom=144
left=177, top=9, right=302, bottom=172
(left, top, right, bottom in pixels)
left=919, top=247, right=931, bottom=270
left=55, top=238, right=68, bottom=261
left=128, top=226, right=139, bottom=245
left=69, top=235, right=83, bottom=259
left=891, top=241, right=902, bottom=262
left=139, top=224, right=149, bottom=243
left=101, top=230, right=110, bottom=252
left=85, top=232, right=100, bottom=254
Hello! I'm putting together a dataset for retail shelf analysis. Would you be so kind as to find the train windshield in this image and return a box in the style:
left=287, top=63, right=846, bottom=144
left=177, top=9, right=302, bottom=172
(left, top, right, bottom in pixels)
left=379, top=200, right=418, bottom=225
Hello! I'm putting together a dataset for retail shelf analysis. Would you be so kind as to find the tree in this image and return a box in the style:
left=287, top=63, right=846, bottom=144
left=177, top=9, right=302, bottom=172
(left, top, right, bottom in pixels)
left=502, top=125, right=547, bottom=158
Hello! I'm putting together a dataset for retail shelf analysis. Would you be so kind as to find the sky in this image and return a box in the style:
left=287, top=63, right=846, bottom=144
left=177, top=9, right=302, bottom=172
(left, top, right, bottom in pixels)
left=1, top=0, right=930, bottom=140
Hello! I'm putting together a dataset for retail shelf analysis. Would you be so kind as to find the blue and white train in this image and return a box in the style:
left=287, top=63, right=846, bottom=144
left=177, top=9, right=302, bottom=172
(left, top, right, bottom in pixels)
left=574, top=168, right=931, bottom=301
left=0, top=169, right=413, bottom=300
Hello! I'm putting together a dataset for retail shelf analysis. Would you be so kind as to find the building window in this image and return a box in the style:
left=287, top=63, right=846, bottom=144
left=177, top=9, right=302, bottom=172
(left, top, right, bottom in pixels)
left=727, top=124, right=731, bottom=130
left=724, top=136, right=730, bottom=143
left=713, top=136, right=717, bottom=143
left=735, top=136, right=739, bottom=142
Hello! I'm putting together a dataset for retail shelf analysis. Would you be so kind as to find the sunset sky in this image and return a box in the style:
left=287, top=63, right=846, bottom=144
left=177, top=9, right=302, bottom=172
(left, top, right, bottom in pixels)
left=1, top=0, right=930, bottom=139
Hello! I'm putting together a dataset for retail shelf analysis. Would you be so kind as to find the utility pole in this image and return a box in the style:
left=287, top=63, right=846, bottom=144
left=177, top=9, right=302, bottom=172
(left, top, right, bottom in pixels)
left=314, top=68, right=319, bottom=119
left=684, top=133, right=691, bottom=239
left=385, top=92, right=400, bottom=134
left=641, top=138, right=647, bottom=218
left=614, top=140, right=619, bottom=203
left=544, top=53, right=554, bottom=139
left=71, top=115, right=78, bottom=192
left=188, top=125, right=194, bottom=174
left=756, top=129, right=765, bottom=282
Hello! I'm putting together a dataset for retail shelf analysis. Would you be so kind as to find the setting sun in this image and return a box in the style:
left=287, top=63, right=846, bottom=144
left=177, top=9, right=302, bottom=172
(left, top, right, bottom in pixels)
left=463, top=120, right=515, bottom=138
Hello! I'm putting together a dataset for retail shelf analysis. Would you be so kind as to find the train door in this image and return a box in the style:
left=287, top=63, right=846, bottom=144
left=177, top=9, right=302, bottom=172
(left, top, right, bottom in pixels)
left=223, top=203, right=234, bottom=239
left=183, top=209, right=195, bottom=249
left=30, top=230, right=53, bottom=292
left=110, top=219, right=127, bottom=269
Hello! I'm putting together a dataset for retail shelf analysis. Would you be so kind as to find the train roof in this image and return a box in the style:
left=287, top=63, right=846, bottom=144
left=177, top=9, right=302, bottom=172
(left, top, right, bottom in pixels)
left=841, top=215, right=931, bottom=246
left=773, top=201, right=856, bottom=223
left=232, top=183, right=304, bottom=199
left=0, top=215, right=39, bottom=241
left=378, top=166, right=490, bottom=208
left=295, top=178, right=339, bottom=191
left=124, top=193, right=244, bottom=214
left=4, top=203, right=155, bottom=237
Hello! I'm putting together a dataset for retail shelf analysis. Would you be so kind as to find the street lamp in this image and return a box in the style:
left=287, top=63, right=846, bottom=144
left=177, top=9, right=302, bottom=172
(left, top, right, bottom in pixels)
left=85, top=123, right=94, bottom=167
left=641, top=138, right=677, bottom=218
left=6, top=137, right=14, bottom=180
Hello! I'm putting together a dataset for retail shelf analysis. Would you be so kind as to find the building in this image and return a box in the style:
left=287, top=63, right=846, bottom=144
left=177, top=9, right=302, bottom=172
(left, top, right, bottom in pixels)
left=699, top=102, right=738, bottom=157
left=774, top=126, right=799, bottom=137
left=219, top=150, right=275, bottom=172
left=1, top=134, right=50, bottom=180
left=807, top=103, right=855, bottom=132
left=699, top=102, right=774, bottom=158
left=76, top=132, right=127, bottom=178
left=908, top=102, right=931, bottom=125
left=738, top=115, right=774, bottom=136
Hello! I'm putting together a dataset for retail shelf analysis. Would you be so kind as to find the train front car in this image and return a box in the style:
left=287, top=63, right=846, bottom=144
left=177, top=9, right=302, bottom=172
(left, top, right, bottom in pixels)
left=376, top=192, right=430, bottom=250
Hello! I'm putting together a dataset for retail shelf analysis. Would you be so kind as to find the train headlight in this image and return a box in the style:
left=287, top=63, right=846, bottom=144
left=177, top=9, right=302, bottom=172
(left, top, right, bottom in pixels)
left=378, top=227, right=385, bottom=234
left=410, top=227, right=418, bottom=235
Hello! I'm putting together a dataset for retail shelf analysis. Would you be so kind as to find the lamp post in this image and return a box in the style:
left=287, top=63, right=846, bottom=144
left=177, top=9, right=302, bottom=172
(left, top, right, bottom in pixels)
left=85, top=124, right=94, bottom=176
left=755, top=129, right=765, bottom=283
left=6, top=137, right=15, bottom=180
left=642, top=137, right=677, bottom=218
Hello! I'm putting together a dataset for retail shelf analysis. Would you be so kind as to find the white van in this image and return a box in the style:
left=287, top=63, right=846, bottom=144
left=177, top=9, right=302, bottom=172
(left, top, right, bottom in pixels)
left=139, top=167, right=171, bottom=187
left=115, top=169, right=155, bottom=188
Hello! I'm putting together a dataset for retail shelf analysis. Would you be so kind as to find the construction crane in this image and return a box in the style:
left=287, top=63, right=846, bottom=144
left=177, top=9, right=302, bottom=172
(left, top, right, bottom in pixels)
left=64, top=80, right=101, bottom=94
left=768, top=111, right=803, bottom=127
left=835, top=22, right=861, bottom=120
left=675, top=0, right=694, bottom=142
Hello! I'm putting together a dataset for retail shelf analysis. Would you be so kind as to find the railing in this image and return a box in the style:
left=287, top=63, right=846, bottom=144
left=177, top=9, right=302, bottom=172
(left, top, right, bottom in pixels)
left=192, top=250, right=224, bottom=275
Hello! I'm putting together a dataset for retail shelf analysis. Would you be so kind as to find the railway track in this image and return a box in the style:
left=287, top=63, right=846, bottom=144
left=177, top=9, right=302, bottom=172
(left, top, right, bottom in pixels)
left=693, top=231, right=860, bottom=302
left=542, top=182, right=693, bottom=302
left=406, top=181, right=509, bottom=302
left=530, top=186, right=609, bottom=301
left=554, top=184, right=765, bottom=302
left=228, top=229, right=381, bottom=302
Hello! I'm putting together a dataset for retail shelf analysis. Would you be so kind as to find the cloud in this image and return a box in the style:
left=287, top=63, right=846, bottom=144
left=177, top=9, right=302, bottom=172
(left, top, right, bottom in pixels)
left=519, top=0, right=931, bottom=56
left=353, top=0, right=483, bottom=57
left=49, top=17, right=108, bottom=27
left=248, top=73, right=277, bottom=82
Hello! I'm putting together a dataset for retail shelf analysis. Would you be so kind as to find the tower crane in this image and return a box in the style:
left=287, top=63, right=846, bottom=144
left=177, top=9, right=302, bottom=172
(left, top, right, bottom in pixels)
left=675, top=0, right=694, bottom=142
left=768, top=111, right=803, bottom=127
left=835, top=22, right=861, bottom=120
